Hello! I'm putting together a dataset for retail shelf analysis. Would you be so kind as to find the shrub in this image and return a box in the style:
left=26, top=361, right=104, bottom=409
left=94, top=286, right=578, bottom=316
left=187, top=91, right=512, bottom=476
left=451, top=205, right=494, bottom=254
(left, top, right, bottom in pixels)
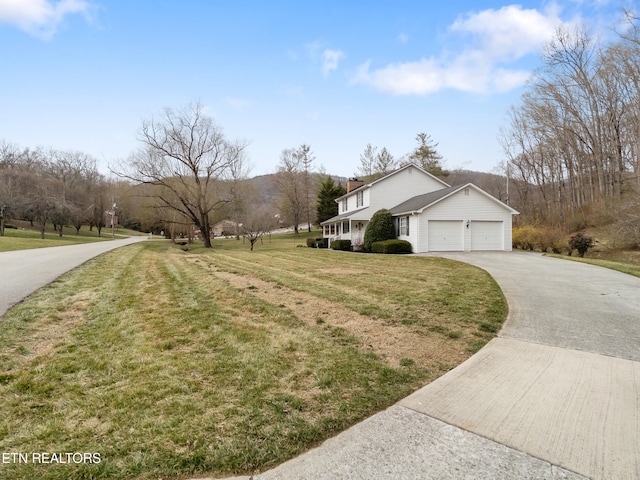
left=512, top=225, right=564, bottom=253
left=371, top=239, right=412, bottom=254
left=330, top=239, right=352, bottom=251
left=363, top=209, right=395, bottom=252
left=313, top=237, right=329, bottom=248
left=568, top=231, right=594, bottom=258
left=306, top=237, right=316, bottom=247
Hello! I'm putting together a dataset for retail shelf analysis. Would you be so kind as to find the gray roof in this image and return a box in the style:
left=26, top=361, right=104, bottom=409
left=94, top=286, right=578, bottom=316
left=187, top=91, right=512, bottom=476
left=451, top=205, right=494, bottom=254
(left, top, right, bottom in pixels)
left=389, top=185, right=462, bottom=215
left=320, top=207, right=369, bottom=225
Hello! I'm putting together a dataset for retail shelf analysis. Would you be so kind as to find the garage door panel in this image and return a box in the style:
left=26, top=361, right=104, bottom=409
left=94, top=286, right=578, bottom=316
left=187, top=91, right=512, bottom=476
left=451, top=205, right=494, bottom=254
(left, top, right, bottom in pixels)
left=428, top=221, right=463, bottom=251
left=471, top=221, right=503, bottom=250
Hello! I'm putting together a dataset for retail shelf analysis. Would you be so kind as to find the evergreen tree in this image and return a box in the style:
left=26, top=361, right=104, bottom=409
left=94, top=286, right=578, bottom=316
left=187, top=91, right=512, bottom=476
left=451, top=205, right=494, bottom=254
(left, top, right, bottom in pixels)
left=409, top=132, right=448, bottom=177
left=316, top=176, right=346, bottom=224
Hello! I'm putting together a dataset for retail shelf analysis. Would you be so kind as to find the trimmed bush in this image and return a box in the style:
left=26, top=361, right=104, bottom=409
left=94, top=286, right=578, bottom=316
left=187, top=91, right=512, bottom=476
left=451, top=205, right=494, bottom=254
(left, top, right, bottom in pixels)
left=314, top=237, right=329, bottom=249
left=363, top=209, right=396, bottom=252
left=371, top=239, right=412, bottom=254
left=330, top=239, right=352, bottom=251
left=306, top=237, right=316, bottom=247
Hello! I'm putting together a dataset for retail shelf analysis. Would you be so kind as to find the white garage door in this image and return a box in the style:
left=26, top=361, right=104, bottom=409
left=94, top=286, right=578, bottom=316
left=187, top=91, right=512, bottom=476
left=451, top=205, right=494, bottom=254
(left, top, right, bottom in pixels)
left=428, top=220, right=463, bottom=251
left=470, top=221, right=503, bottom=250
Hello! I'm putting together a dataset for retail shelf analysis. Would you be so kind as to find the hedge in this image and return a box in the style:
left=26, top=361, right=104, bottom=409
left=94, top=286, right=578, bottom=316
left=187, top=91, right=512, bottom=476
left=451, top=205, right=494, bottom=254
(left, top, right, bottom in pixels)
left=330, top=239, right=352, bottom=251
left=371, top=239, right=412, bottom=254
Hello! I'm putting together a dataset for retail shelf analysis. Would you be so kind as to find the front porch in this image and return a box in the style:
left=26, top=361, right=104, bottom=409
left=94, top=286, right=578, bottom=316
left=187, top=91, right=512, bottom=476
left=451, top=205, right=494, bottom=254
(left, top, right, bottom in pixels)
left=321, top=218, right=368, bottom=249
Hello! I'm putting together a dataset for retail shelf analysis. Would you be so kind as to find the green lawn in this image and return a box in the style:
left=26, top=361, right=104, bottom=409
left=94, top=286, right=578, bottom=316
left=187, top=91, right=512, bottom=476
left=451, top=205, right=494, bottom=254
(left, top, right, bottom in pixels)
left=546, top=245, right=640, bottom=278
left=0, top=234, right=506, bottom=479
left=0, top=223, right=146, bottom=252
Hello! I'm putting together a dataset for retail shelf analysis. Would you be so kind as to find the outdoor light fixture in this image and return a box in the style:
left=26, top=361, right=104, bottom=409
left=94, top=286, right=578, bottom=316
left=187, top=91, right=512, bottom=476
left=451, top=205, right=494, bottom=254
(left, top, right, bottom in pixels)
left=466, top=220, right=470, bottom=228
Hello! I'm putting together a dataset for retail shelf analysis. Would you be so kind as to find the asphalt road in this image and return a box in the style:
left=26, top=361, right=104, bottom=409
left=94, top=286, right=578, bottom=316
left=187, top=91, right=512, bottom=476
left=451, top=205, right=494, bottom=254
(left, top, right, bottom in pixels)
left=0, top=236, right=147, bottom=318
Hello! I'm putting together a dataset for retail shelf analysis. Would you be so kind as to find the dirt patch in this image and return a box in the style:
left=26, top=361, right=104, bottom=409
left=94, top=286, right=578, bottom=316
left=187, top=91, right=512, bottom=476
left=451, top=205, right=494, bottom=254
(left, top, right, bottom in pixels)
left=315, top=268, right=368, bottom=276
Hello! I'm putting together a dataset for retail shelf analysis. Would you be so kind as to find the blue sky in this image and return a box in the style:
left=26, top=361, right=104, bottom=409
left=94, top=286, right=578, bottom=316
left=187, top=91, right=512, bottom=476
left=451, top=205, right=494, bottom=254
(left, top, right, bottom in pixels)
left=0, top=0, right=634, bottom=178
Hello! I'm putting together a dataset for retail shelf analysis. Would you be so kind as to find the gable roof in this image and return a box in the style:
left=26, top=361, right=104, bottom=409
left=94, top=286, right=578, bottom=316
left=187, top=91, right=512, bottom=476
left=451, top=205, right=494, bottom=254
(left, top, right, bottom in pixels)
left=389, top=183, right=519, bottom=215
left=334, top=163, right=450, bottom=202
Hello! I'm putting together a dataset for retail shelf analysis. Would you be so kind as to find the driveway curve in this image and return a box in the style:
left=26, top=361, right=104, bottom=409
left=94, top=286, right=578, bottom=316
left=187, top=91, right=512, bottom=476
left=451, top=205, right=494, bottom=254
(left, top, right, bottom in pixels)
left=218, top=251, right=639, bottom=480
left=0, top=236, right=147, bottom=318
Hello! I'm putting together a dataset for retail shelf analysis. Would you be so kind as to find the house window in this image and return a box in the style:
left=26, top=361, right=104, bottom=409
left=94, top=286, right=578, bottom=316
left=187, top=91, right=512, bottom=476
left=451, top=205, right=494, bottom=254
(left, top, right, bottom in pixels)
left=342, top=221, right=350, bottom=234
left=356, top=191, right=363, bottom=207
left=398, top=216, right=410, bottom=236
left=342, top=198, right=348, bottom=212
left=330, top=224, right=336, bottom=235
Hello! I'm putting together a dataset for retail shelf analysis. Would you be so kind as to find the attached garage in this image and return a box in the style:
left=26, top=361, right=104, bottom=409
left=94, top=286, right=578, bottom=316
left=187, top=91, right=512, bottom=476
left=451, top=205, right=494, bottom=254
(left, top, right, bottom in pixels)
left=390, top=183, right=519, bottom=253
left=428, top=220, right=464, bottom=251
left=470, top=221, right=503, bottom=251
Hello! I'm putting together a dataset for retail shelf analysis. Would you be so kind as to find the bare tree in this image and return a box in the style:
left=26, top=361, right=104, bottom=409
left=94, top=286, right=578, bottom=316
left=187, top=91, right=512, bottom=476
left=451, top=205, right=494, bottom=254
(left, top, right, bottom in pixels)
left=357, top=143, right=397, bottom=180
left=499, top=18, right=640, bottom=226
left=357, top=143, right=378, bottom=178
left=375, top=147, right=396, bottom=175
left=238, top=205, right=278, bottom=251
left=297, top=144, right=316, bottom=232
left=115, top=102, right=248, bottom=248
left=274, top=148, right=304, bottom=235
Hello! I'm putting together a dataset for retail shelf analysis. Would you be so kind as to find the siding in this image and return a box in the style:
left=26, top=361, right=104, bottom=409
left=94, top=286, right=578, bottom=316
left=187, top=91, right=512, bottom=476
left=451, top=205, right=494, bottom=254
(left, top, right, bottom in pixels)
left=417, top=187, right=513, bottom=252
left=369, top=167, right=446, bottom=215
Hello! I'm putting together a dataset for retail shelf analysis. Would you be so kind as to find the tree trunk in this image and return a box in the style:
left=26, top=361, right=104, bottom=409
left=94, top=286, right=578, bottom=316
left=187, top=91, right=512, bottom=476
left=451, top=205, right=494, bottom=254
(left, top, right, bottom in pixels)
left=201, top=214, right=212, bottom=248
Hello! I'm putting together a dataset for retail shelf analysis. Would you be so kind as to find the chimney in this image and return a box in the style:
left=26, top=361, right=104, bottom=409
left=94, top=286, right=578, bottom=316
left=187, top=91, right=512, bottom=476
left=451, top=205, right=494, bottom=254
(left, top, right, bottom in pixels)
left=347, top=178, right=364, bottom=193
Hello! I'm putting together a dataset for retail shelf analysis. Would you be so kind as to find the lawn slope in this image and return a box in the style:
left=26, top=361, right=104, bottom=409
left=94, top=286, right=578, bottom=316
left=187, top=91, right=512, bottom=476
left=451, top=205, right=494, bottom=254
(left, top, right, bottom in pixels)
left=0, top=238, right=506, bottom=479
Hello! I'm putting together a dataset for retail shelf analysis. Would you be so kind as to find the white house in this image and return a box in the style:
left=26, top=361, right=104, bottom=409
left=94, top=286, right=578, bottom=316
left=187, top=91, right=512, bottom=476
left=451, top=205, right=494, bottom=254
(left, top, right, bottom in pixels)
left=321, top=164, right=519, bottom=252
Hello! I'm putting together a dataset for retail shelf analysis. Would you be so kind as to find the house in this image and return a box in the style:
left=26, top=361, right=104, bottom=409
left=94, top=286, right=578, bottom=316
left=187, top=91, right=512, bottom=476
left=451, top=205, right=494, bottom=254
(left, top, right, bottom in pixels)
left=212, top=219, right=240, bottom=237
left=321, top=164, right=518, bottom=252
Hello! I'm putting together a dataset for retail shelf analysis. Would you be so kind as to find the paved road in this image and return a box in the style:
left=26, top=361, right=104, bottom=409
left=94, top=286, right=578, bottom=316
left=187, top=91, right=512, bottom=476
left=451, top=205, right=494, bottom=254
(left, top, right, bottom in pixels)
left=211, top=251, right=640, bottom=480
left=0, top=236, right=147, bottom=318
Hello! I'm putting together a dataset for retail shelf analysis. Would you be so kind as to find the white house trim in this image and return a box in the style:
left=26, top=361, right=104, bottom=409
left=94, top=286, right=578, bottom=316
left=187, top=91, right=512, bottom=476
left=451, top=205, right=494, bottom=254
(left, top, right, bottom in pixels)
left=321, top=164, right=518, bottom=252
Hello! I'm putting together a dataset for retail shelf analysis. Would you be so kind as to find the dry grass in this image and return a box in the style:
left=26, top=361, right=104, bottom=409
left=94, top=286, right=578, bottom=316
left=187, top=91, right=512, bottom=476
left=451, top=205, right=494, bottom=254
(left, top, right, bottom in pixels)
left=0, top=235, right=506, bottom=479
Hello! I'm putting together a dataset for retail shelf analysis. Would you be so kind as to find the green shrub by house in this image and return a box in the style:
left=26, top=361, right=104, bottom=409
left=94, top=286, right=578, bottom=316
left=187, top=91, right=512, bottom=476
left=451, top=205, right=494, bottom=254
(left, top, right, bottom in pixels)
left=331, top=239, right=352, bottom=251
left=314, top=237, right=329, bottom=248
left=371, top=239, right=412, bottom=254
left=363, top=209, right=396, bottom=252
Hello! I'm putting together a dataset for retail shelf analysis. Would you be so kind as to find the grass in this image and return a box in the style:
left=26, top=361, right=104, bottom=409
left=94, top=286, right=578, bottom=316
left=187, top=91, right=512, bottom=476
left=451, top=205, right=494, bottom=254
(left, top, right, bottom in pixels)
left=0, top=233, right=507, bottom=479
left=0, top=221, right=146, bottom=252
left=547, top=248, right=640, bottom=279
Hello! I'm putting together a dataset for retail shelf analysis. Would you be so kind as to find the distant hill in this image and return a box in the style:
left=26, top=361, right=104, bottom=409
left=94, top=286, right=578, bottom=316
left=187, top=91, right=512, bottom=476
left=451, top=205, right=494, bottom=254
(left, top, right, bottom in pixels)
left=248, top=172, right=349, bottom=210
left=248, top=169, right=511, bottom=210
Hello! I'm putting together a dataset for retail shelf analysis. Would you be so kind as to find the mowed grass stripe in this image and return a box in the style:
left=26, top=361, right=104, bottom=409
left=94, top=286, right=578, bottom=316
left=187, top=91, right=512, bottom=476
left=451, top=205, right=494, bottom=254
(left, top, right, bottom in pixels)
left=206, top=246, right=505, bottom=340
left=0, top=241, right=434, bottom=480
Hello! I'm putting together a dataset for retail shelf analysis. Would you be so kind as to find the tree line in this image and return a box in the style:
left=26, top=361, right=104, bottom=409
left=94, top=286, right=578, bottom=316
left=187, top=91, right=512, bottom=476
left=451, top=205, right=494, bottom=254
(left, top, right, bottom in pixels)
left=500, top=11, right=640, bottom=243
left=0, top=143, right=114, bottom=238
left=1, top=97, right=450, bottom=248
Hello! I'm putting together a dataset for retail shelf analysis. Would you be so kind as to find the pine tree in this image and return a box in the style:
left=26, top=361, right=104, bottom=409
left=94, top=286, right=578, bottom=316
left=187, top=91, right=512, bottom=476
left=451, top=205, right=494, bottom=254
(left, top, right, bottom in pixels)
left=316, top=176, right=346, bottom=224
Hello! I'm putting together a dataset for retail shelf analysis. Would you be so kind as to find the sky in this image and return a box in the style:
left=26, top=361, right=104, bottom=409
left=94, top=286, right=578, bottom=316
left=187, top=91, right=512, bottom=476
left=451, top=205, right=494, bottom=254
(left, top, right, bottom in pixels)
left=0, top=0, right=635, bottom=179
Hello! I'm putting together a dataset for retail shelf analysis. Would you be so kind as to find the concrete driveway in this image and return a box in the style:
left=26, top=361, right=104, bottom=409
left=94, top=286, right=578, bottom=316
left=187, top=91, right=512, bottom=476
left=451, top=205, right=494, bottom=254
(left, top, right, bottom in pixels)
left=0, top=236, right=147, bottom=318
left=216, top=251, right=639, bottom=480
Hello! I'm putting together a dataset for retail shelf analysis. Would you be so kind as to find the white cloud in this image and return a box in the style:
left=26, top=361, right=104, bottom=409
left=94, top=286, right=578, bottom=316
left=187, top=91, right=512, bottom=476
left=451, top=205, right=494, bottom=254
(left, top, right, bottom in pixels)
left=0, top=0, right=93, bottom=39
left=321, top=48, right=345, bottom=77
left=450, top=4, right=562, bottom=60
left=352, top=5, right=565, bottom=95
